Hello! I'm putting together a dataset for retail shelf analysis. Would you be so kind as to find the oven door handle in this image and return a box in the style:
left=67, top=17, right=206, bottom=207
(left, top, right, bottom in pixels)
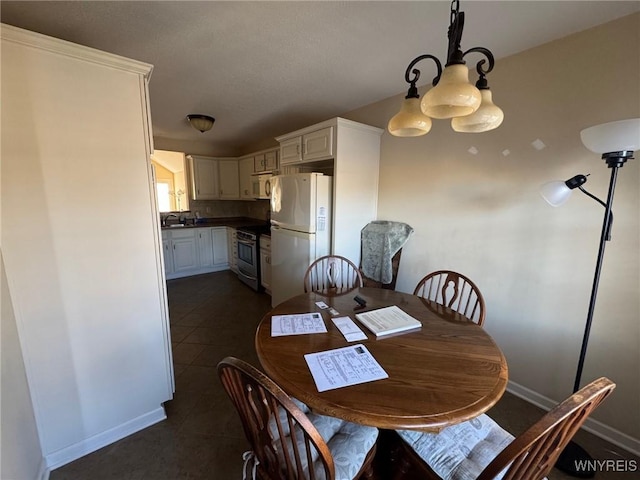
left=237, top=240, right=256, bottom=247
left=237, top=268, right=258, bottom=282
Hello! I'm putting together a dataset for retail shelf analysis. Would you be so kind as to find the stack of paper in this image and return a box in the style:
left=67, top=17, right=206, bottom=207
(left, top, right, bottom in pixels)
left=355, top=305, right=421, bottom=337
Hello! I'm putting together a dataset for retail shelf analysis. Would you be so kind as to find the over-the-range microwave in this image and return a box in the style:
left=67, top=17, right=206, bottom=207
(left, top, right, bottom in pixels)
left=252, top=173, right=272, bottom=200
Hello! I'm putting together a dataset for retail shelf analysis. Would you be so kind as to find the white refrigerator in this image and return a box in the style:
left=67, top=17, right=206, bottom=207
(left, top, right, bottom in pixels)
left=270, top=173, right=332, bottom=307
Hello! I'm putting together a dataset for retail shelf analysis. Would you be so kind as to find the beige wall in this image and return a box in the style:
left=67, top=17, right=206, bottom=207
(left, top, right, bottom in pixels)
left=345, top=14, right=639, bottom=444
left=1, top=254, right=44, bottom=480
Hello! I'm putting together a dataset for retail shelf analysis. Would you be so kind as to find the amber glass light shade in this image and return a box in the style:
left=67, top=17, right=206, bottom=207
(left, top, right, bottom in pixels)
left=451, top=89, right=504, bottom=133
left=388, top=97, right=432, bottom=137
left=187, top=114, right=215, bottom=133
left=421, top=64, right=481, bottom=119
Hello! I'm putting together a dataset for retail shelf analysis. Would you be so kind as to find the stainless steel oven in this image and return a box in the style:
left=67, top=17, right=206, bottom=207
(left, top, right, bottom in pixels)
left=236, top=229, right=260, bottom=291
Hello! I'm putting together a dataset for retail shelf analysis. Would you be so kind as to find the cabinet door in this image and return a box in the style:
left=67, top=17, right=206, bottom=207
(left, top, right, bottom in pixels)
left=172, top=235, right=198, bottom=272
left=212, top=227, right=229, bottom=265
left=189, top=156, right=219, bottom=200
left=264, top=149, right=278, bottom=171
left=280, top=137, right=302, bottom=165
left=254, top=153, right=266, bottom=172
left=303, top=127, right=333, bottom=161
left=218, top=159, right=240, bottom=199
left=260, top=248, right=271, bottom=293
left=162, top=238, right=174, bottom=274
left=196, top=228, right=214, bottom=268
left=238, top=157, right=254, bottom=199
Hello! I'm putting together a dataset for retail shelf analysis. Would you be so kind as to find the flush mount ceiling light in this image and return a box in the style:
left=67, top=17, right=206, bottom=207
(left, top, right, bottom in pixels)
left=187, top=114, right=215, bottom=133
left=388, top=0, right=504, bottom=136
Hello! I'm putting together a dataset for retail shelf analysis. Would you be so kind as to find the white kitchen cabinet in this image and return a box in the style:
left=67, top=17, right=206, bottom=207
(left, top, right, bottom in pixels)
left=163, top=227, right=229, bottom=279
left=170, top=229, right=199, bottom=272
left=275, top=117, right=382, bottom=269
left=238, top=156, right=254, bottom=200
left=162, top=237, right=174, bottom=274
left=187, top=155, right=239, bottom=200
left=279, top=126, right=334, bottom=165
left=260, top=235, right=272, bottom=295
left=196, top=228, right=214, bottom=267
left=280, top=136, right=303, bottom=165
left=188, top=155, right=219, bottom=200
left=212, top=227, right=229, bottom=265
left=218, top=158, right=240, bottom=199
left=254, top=148, right=279, bottom=172
left=2, top=24, right=173, bottom=468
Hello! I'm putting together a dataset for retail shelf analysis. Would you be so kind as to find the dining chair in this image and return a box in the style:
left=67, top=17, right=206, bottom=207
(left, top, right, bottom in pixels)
left=217, top=356, right=378, bottom=480
left=413, top=270, right=486, bottom=326
left=304, top=255, right=363, bottom=295
left=392, top=377, right=615, bottom=480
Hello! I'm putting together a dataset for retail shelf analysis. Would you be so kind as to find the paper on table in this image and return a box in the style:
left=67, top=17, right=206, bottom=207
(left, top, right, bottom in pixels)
left=271, top=312, right=327, bottom=337
left=355, top=305, right=421, bottom=337
left=304, top=344, right=388, bottom=392
left=332, top=316, right=367, bottom=342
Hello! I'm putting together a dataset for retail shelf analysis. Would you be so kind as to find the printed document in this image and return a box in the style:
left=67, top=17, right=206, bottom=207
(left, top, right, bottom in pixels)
left=271, top=312, right=327, bottom=337
left=332, top=316, right=368, bottom=342
left=304, top=344, right=388, bottom=392
left=355, top=305, right=422, bottom=337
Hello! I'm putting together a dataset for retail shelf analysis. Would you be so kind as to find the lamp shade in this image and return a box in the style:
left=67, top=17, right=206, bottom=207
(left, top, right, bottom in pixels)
left=421, top=64, right=481, bottom=119
left=580, top=118, right=640, bottom=154
left=388, top=97, right=432, bottom=137
left=187, top=114, right=215, bottom=133
left=540, top=181, right=573, bottom=207
left=451, top=89, right=504, bottom=133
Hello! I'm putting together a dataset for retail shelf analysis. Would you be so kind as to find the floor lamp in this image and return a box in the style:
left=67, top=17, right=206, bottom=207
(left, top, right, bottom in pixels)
left=540, top=118, right=640, bottom=477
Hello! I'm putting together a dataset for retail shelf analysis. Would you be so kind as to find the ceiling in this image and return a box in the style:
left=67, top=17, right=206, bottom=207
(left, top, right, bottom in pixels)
left=2, top=1, right=639, bottom=156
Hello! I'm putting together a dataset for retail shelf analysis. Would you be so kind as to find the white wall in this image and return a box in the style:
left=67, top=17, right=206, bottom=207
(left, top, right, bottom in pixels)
left=1, top=257, right=44, bottom=480
left=1, top=25, right=173, bottom=470
left=345, top=13, right=639, bottom=447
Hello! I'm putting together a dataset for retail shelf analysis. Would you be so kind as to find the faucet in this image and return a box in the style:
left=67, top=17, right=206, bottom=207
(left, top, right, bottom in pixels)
left=162, top=213, right=179, bottom=227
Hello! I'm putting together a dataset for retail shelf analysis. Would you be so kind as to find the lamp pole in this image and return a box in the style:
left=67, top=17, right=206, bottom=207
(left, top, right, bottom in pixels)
left=572, top=154, right=626, bottom=393
left=556, top=150, right=632, bottom=478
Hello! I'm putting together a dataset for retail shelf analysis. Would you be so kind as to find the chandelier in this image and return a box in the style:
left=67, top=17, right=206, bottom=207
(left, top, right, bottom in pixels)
left=388, top=0, right=504, bottom=136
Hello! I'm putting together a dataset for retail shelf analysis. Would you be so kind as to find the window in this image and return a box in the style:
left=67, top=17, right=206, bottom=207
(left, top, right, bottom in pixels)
left=156, top=182, right=171, bottom=212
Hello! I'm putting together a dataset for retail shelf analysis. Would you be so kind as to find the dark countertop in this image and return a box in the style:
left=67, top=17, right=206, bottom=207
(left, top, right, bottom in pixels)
left=161, top=216, right=269, bottom=231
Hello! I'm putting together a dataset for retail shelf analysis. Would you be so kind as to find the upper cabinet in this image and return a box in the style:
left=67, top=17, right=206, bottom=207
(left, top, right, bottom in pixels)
left=279, top=126, right=333, bottom=165
left=187, top=155, right=239, bottom=200
left=218, top=158, right=240, bottom=199
left=188, top=155, right=219, bottom=200
left=254, top=149, right=278, bottom=172
left=238, top=156, right=255, bottom=199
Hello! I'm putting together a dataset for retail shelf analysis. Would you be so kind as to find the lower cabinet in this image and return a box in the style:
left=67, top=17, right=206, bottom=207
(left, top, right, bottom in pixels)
left=260, top=235, right=271, bottom=295
left=162, top=227, right=229, bottom=279
left=227, top=227, right=238, bottom=272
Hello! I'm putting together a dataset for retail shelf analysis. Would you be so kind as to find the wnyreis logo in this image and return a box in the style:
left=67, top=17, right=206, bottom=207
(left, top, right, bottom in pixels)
left=575, top=459, right=638, bottom=473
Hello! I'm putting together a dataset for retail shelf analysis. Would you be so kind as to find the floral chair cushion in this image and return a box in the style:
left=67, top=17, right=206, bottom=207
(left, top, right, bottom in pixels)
left=268, top=399, right=378, bottom=480
left=397, top=414, right=516, bottom=480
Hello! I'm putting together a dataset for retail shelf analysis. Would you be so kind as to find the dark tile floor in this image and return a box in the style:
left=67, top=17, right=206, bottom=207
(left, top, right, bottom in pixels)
left=50, top=271, right=638, bottom=479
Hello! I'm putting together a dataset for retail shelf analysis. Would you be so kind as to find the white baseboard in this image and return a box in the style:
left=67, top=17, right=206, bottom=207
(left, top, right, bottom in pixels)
left=507, top=380, right=640, bottom=457
left=45, top=407, right=166, bottom=471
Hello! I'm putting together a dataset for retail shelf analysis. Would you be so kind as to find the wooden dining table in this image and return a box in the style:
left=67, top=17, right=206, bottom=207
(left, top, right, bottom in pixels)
left=255, top=287, right=508, bottom=432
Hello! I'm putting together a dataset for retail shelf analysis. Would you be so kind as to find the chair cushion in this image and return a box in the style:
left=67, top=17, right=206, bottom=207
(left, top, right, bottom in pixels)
left=269, top=399, right=378, bottom=480
left=396, top=414, right=514, bottom=480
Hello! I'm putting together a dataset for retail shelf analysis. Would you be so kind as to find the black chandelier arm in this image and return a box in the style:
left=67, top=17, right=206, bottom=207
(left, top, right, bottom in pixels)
left=404, top=54, right=443, bottom=94
left=462, top=46, right=495, bottom=78
left=578, top=186, right=613, bottom=241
